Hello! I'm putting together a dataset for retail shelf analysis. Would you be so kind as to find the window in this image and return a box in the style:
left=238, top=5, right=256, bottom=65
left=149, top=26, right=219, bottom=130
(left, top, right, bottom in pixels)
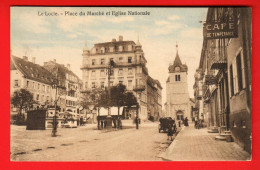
left=119, top=57, right=123, bottom=62
left=232, top=60, right=237, bottom=94
left=26, top=80, right=30, bottom=87
left=85, top=81, right=88, bottom=89
left=38, top=83, right=40, bottom=90
left=43, top=85, right=45, bottom=92
left=101, top=82, right=105, bottom=89
left=92, top=59, right=96, bottom=65
left=128, top=80, right=132, bottom=89
left=46, top=96, right=49, bottom=102
left=229, top=65, right=234, bottom=96
left=236, top=53, right=243, bottom=92
left=47, top=86, right=49, bottom=92
left=128, top=57, right=132, bottom=63
left=101, top=59, right=105, bottom=65
left=118, top=68, right=123, bottom=75
left=91, top=70, right=96, bottom=77
left=175, top=75, right=181, bottom=81
left=100, top=70, right=105, bottom=77
left=128, top=68, right=133, bottom=75
left=110, top=81, right=113, bottom=86
left=33, top=82, right=35, bottom=89
left=36, top=94, right=39, bottom=101
left=119, top=81, right=123, bottom=84
left=91, top=82, right=96, bottom=89
left=14, top=80, right=19, bottom=87
left=42, top=95, right=44, bottom=101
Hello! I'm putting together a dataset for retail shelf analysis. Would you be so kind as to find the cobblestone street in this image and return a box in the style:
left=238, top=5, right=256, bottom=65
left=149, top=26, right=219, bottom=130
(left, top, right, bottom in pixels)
left=160, top=123, right=251, bottom=161
left=11, top=121, right=175, bottom=161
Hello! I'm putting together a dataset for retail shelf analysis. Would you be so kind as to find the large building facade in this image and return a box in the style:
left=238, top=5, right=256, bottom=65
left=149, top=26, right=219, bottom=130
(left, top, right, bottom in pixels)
left=81, top=36, right=162, bottom=120
left=165, top=45, right=191, bottom=121
left=43, top=60, right=83, bottom=116
left=10, top=55, right=55, bottom=116
left=194, top=7, right=251, bottom=153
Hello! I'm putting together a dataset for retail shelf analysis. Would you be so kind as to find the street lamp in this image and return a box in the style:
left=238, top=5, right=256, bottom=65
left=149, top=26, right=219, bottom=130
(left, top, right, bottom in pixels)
left=105, top=59, right=115, bottom=129
left=52, top=68, right=59, bottom=137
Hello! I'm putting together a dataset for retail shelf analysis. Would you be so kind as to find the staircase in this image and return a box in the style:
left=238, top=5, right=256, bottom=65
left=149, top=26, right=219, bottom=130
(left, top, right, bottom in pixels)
left=208, top=126, right=219, bottom=133
left=215, top=127, right=233, bottom=142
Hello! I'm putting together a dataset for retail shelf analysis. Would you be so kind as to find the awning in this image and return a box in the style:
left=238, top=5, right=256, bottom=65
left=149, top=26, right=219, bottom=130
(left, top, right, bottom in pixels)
left=99, top=107, right=124, bottom=116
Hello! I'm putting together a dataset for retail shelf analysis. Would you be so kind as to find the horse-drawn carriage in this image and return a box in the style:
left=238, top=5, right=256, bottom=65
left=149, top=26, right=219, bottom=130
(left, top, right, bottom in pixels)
left=158, top=117, right=176, bottom=133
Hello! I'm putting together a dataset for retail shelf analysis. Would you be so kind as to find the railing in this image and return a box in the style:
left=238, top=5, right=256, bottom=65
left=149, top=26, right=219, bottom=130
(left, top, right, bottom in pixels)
left=133, top=85, right=146, bottom=91
left=81, top=61, right=145, bottom=69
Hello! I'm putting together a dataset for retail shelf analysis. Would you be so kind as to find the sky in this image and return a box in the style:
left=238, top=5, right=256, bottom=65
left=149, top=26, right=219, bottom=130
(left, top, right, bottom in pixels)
left=11, top=7, right=208, bottom=107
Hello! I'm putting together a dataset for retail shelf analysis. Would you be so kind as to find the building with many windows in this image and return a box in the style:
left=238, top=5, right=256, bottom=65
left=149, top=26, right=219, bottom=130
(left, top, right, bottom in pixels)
left=195, top=7, right=251, bottom=153
left=81, top=36, right=162, bottom=120
left=10, top=55, right=55, bottom=114
left=147, top=76, right=163, bottom=121
left=165, top=44, right=191, bottom=121
left=43, top=60, right=82, bottom=117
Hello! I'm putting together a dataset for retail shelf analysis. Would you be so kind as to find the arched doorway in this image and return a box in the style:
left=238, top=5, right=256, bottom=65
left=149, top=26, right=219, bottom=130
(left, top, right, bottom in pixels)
left=176, top=110, right=184, bottom=121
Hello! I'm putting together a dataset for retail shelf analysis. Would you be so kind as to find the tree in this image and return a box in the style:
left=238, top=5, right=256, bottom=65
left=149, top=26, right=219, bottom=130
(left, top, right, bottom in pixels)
left=125, top=91, right=138, bottom=107
left=11, top=88, right=35, bottom=122
left=81, top=84, right=138, bottom=116
left=80, top=88, right=107, bottom=113
left=110, top=84, right=127, bottom=115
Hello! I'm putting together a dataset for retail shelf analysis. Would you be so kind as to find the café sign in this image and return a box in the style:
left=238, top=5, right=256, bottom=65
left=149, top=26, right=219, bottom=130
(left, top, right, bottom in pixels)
left=203, top=21, right=238, bottom=39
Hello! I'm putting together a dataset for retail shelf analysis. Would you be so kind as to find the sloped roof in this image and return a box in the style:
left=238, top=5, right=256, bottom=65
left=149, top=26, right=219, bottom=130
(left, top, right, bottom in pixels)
left=147, top=76, right=163, bottom=90
left=168, top=49, right=188, bottom=73
left=11, top=55, right=55, bottom=85
left=173, top=51, right=182, bottom=66
left=94, top=40, right=135, bottom=47
left=43, top=61, right=81, bottom=83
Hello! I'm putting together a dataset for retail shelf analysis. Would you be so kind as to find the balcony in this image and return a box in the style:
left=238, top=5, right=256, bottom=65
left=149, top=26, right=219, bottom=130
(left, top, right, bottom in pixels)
left=68, top=86, right=77, bottom=92
left=80, top=88, right=93, bottom=93
left=81, top=61, right=145, bottom=70
left=209, top=48, right=227, bottom=70
left=133, top=85, right=146, bottom=92
left=205, top=75, right=217, bottom=85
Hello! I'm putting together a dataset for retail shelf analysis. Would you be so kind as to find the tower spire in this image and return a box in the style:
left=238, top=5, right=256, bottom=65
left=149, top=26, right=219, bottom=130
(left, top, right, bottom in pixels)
left=173, top=42, right=182, bottom=66
left=176, top=41, right=178, bottom=55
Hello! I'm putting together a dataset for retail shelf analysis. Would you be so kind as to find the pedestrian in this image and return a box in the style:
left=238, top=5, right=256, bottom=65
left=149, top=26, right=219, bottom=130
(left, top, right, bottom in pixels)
left=167, top=124, right=174, bottom=141
left=101, top=120, right=104, bottom=128
left=117, top=117, right=122, bottom=129
left=184, top=117, right=189, bottom=126
left=135, top=116, right=139, bottom=129
left=194, top=116, right=198, bottom=129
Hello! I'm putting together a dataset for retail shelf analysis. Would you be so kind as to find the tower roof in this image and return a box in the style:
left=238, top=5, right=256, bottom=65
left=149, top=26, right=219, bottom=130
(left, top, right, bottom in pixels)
left=168, top=43, right=188, bottom=73
left=173, top=45, right=182, bottom=67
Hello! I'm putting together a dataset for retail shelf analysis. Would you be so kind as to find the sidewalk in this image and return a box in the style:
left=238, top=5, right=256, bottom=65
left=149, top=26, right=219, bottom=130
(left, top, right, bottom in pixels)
left=159, top=124, right=251, bottom=161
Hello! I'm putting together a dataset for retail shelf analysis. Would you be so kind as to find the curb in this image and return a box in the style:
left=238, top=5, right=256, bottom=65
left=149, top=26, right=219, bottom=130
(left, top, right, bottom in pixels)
left=157, top=126, right=185, bottom=161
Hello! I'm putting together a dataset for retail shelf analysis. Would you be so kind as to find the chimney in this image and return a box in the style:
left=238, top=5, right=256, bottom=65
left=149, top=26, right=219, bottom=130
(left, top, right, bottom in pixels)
left=23, top=56, right=28, bottom=61
left=32, top=57, right=36, bottom=64
left=112, top=38, right=116, bottom=42
left=67, top=64, right=70, bottom=70
left=119, top=35, right=123, bottom=41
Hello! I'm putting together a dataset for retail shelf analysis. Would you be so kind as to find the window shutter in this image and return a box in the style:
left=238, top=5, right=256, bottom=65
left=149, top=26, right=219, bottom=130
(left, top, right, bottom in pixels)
left=240, top=50, right=246, bottom=89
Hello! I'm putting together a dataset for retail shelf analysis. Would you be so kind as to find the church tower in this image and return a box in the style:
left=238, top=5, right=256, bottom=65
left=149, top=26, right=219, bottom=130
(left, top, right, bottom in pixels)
left=165, top=43, right=191, bottom=121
